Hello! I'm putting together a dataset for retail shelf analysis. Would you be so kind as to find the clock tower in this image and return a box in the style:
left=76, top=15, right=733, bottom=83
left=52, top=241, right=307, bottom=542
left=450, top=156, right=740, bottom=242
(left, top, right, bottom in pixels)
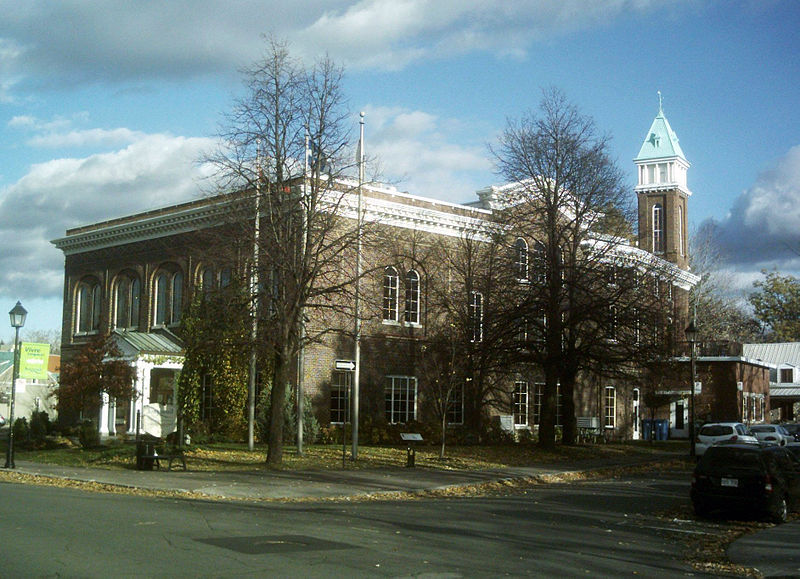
left=635, top=93, right=690, bottom=271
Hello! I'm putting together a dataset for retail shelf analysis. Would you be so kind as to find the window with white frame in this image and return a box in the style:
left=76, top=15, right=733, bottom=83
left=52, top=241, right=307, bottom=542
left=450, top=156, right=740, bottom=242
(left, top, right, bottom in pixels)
left=114, top=273, right=141, bottom=330
left=533, top=240, right=546, bottom=283
left=76, top=279, right=102, bottom=334
left=652, top=204, right=664, bottom=253
left=514, top=238, right=528, bottom=280
left=513, top=381, right=528, bottom=427
left=742, top=394, right=748, bottom=422
left=470, top=290, right=483, bottom=342
left=330, top=371, right=351, bottom=424
left=532, top=383, right=543, bottom=425
left=677, top=205, right=684, bottom=256
left=604, top=386, right=616, bottom=428
left=404, top=269, right=420, bottom=324
left=531, top=383, right=562, bottom=426
left=608, top=305, right=618, bottom=341
left=447, top=384, right=464, bottom=425
left=385, top=376, right=417, bottom=424
left=154, top=267, right=184, bottom=326
left=383, top=266, right=399, bottom=322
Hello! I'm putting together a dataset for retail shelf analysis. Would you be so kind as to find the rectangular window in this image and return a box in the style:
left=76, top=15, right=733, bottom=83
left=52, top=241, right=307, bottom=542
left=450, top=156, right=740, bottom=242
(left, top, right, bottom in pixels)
left=780, top=368, right=794, bottom=383
left=383, top=267, right=399, bottom=322
left=742, top=394, right=748, bottom=422
left=447, top=384, right=464, bottom=425
left=330, top=371, right=351, bottom=424
left=675, top=401, right=685, bottom=430
left=531, top=383, right=561, bottom=426
left=532, top=383, right=543, bottom=425
left=470, top=291, right=483, bottom=343
left=385, top=376, right=417, bottom=424
left=604, top=386, right=616, bottom=429
left=513, top=381, right=528, bottom=427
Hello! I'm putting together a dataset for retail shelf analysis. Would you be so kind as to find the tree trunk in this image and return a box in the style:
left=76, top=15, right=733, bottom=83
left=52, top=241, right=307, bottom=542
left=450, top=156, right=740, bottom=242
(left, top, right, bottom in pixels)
left=266, top=350, right=288, bottom=465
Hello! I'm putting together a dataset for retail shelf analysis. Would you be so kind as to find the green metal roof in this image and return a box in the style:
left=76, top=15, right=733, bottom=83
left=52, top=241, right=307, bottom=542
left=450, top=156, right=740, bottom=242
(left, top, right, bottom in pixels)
left=112, top=329, right=184, bottom=359
left=635, top=99, right=687, bottom=163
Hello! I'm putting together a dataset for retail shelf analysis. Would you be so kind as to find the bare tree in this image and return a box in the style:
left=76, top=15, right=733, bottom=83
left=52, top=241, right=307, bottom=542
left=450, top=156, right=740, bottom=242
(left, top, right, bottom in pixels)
left=493, top=88, right=666, bottom=448
left=206, top=39, right=360, bottom=465
left=690, top=223, right=760, bottom=342
left=425, top=231, right=519, bottom=439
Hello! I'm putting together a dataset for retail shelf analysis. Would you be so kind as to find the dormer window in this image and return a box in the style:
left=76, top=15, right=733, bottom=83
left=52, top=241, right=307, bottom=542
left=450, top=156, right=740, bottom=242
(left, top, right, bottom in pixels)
left=780, top=367, right=794, bottom=384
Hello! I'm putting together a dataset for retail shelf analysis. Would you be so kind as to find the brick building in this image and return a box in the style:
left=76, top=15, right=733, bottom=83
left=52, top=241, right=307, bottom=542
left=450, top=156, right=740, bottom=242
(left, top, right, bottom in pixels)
left=52, top=102, right=702, bottom=441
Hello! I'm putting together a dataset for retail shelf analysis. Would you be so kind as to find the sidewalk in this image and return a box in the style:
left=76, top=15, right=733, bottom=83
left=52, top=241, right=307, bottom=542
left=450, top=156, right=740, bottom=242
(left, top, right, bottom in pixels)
left=10, top=451, right=685, bottom=502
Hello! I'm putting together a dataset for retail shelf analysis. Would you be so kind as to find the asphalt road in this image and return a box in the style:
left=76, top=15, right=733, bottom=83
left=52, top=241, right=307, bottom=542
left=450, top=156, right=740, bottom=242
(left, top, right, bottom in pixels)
left=0, top=471, right=791, bottom=577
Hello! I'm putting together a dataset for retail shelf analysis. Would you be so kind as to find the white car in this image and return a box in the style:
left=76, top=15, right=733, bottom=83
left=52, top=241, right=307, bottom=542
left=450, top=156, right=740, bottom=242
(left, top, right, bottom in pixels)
left=749, top=424, right=793, bottom=446
left=695, top=422, right=758, bottom=456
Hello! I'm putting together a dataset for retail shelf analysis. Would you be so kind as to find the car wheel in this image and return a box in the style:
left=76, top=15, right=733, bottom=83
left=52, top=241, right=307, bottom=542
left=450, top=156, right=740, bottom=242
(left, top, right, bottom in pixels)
left=693, top=501, right=710, bottom=518
left=768, top=496, right=789, bottom=524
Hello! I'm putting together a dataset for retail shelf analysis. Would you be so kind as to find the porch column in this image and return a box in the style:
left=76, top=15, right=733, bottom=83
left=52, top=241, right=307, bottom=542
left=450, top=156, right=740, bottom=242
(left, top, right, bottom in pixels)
left=98, top=392, right=110, bottom=436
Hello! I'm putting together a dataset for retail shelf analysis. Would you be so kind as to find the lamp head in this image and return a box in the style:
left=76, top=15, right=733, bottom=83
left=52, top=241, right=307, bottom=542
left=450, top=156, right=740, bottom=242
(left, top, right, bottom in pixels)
left=685, top=320, right=697, bottom=343
left=9, top=301, right=27, bottom=329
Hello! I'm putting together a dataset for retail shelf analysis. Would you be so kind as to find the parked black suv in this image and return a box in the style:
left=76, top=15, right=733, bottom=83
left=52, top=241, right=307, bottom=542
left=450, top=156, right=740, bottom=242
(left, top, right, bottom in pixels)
left=691, top=442, right=800, bottom=523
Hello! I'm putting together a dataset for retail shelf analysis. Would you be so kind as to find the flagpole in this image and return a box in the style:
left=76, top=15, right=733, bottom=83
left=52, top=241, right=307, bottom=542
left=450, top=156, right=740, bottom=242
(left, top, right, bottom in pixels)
left=248, top=146, right=261, bottom=451
left=297, top=133, right=310, bottom=456
left=352, top=112, right=364, bottom=460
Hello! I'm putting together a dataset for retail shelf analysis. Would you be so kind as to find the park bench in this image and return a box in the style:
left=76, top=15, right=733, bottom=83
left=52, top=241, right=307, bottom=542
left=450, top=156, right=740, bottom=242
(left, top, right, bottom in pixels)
left=135, top=437, right=187, bottom=471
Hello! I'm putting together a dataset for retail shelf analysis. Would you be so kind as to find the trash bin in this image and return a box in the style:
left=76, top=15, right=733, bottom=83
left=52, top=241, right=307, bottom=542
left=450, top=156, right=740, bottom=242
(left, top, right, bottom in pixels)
left=642, top=419, right=654, bottom=441
left=135, top=439, right=156, bottom=470
left=655, top=419, right=669, bottom=441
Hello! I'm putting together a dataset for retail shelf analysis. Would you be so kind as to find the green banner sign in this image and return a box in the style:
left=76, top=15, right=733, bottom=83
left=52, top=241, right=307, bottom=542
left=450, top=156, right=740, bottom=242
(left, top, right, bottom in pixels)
left=19, top=342, right=51, bottom=380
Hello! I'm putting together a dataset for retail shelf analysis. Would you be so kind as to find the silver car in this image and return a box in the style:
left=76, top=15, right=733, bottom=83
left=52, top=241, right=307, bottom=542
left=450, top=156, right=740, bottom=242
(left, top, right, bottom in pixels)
left=750, top=424, right=793, bottom=446
left=696, top=422, right=758, bottom=456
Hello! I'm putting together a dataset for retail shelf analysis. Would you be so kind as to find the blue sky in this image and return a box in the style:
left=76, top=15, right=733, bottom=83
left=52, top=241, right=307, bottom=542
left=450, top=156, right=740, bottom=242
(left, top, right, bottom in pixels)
left=0, top=0, right=798, bottom=338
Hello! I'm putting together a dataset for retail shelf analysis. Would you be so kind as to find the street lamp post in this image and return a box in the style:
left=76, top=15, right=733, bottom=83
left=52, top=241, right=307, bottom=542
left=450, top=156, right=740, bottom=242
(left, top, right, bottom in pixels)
left=685, top=320, right=698, bottom=459
left=5, top=301, right=27, bottom=469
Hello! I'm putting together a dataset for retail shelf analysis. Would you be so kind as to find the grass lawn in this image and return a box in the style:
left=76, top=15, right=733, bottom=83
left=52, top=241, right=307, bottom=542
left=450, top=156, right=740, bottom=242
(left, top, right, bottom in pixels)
left=10, top=438, right=689, bottom=472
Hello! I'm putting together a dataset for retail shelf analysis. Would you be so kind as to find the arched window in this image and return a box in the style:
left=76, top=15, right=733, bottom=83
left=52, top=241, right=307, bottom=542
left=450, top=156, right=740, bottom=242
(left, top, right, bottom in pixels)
left=77, top=279, right=102, bottom=333
left=533, top=240, right=546, bottom=283
left=219, top=267, right=232, bottom=288
left=470, top=290, right=483, bottom=343
left=153, top=266, right=184, bottom=326
left=114, top=273, right=140, bottom=329
left=383, top=266, right=399, bottom=322
left=652, top=203, right=664, bottom=253
left=201, top=267, right=214, bottom=293
left=514, top=238, right=528, bottom=280
left=404, top=269, right=420, bottom=324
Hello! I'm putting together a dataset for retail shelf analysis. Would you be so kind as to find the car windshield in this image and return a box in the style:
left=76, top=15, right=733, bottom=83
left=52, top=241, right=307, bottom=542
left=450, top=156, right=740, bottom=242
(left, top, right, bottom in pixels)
left=750, top=426, right=773, bottom=433
left=700, top=448, right=762, bottom=469
left=700, top=425, right=733, bottom=437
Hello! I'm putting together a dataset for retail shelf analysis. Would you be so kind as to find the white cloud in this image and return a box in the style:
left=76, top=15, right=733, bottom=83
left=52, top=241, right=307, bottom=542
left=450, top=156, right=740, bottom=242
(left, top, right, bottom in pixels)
left=703, top=145, right=800, bottom=281
left=27, top=127, right=144, bottom=148
left=0, top=0, right=680, bottom=91
left=0, top=132, right=216, bottom=301
left=364, top=105, right=492, bottom=202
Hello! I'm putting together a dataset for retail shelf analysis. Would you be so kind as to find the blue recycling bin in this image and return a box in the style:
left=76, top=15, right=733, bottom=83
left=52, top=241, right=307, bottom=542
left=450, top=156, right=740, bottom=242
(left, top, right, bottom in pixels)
left=655, top=419, right=669, bottom=440
left=642, top=419, right=654, bottom=441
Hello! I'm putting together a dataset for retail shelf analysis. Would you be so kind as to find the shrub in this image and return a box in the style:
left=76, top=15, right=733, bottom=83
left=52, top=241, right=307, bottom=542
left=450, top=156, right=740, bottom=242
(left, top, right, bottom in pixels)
left=12, top=417, right=30, bottom=445
left=78, top=420, right=101, bottom=448
left=257, top=386, right=320, bottom=444
left=30, top=411, right=51, bottom=442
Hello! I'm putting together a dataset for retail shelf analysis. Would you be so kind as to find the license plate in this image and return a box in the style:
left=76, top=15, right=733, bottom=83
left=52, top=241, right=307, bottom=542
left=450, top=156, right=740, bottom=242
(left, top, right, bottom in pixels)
left=721, top=478, right=738, bottom=488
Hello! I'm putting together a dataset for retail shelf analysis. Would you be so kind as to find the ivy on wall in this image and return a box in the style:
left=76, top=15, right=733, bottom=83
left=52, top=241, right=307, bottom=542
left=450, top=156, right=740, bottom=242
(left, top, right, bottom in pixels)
left=177, top=284, right=252, bottom=440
